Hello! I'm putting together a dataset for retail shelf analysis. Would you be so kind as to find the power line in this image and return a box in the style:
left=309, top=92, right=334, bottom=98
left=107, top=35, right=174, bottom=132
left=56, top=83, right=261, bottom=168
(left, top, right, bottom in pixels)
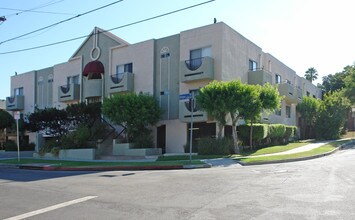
left=0, top=0, right=215, bottom=55
left=2, top=0, right=66, bottom=18
left=0, top=0, right=124, bottom=45
left=0, top=7, right=76, bottom=16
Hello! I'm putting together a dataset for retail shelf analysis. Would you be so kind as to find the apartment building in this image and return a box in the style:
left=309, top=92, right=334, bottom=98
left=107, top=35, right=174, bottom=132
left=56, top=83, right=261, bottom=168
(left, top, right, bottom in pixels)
left=6, top=22, right=322, bottom=153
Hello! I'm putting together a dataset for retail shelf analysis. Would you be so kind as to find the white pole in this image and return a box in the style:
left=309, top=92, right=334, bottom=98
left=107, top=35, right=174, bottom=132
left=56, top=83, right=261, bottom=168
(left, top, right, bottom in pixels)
left=189, top=92, right=194, bottom=163
left=16, top=118, right=20, bottom=162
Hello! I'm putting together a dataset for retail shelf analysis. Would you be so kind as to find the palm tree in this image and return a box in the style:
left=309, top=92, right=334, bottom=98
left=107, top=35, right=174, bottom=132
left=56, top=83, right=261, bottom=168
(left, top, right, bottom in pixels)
left=305, top=67, right=318, bottom=82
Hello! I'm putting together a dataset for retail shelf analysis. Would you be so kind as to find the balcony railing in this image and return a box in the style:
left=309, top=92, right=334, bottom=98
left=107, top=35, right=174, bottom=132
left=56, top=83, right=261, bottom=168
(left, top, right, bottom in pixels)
left=6, top=95, right=24, bottom=111
left=180, top=57, right=214, bottom=82
left=278, top=83, right=299, bottom=104
left=58, top=84, right=80, bottom=102
left=248, top=68, right=273, bottom=85
left=179, top=99, right=207, bottom=123
left=83, top=78, right=102, bottom=99
left=108, top=72, right=134, bottom=94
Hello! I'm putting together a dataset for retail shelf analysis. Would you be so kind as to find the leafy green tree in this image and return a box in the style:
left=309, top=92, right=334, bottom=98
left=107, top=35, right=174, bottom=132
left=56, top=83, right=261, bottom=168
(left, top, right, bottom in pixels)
left=0, top=109, right=14, bottom=130
left=315, top=91, right=351, bottom=139
left=197, top=81, right=229, bottom=138
left=25, top=108, right=68, bottom=138
left=66, top=102, right=101, bottom=126
left=343, top=67, right=355, bottom=104
left=241, top=83, right=281, bottom=148
left=224, top=80, right=245, bottom=153
left=296, top=96, right=320, bottom=139
left=102, top=93, right=161, bottom=145
left=25, top=102, right=101, bottom=140
left=320, top=65, right=354, bottom=94
left=305, top=67, right=318, bottom=82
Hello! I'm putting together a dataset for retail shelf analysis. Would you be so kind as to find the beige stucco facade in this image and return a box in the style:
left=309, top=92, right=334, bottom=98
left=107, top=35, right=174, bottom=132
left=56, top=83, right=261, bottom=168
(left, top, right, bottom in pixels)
left=6, top=22, right=322, bottom=154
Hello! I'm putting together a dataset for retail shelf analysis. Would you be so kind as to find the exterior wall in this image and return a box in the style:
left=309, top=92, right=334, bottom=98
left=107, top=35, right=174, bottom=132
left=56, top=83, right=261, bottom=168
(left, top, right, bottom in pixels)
left=179, top=23, right=222, bottom=94
left=11, top=71, right=36, bottom=114
left=53, top=56, right=82, bottom=109
left=0, top=100, right=5, bottom=109
left=262, top=53, right=296, bottom=85
left=71, top=29, right=128, bottom=100
left=36, top=67, right=54, bottom=109
left=221, top=24, right=262, bottom=82
left=7, top=22, right=324, bottom=153
left=157, top=119, right=186, bottom=153
left=154, top=34, right=180, bottom=120
left=110, top=39, right=154, bottom=94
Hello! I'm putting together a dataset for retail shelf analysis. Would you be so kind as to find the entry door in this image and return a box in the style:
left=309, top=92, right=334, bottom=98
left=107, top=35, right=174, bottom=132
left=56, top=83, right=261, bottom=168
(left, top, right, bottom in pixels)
left=157, top=125, right=166, bottom=154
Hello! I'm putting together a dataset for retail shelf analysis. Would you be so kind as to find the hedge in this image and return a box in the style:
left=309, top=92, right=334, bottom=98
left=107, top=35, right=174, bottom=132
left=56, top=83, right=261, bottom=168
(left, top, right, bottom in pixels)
left=238, top=124, right=268, bottom=146
left=197, top=137, right=233, bottom=155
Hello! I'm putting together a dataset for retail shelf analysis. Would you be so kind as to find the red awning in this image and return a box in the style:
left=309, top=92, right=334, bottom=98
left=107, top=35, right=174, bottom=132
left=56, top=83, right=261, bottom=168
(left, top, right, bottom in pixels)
left=83, top=60, right=104, bottom=77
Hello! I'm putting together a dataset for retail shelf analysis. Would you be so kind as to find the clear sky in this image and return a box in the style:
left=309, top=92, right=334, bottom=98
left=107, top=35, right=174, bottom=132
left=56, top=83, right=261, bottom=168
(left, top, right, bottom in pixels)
left=1, top=0, right=354, bottom=100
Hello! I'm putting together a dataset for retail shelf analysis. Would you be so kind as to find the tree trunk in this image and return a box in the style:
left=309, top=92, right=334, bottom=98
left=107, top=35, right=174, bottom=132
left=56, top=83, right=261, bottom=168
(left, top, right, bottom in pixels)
left=231, top=113, right=240, bottom=154
left=217, top=122, right=224, bottom=138
left=249, top=121, right=253, bottom=150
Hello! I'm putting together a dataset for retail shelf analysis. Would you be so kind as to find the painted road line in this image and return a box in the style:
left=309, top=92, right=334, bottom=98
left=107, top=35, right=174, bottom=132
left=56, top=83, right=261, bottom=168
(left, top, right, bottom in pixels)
left=4, top=196, right=97, bottom=220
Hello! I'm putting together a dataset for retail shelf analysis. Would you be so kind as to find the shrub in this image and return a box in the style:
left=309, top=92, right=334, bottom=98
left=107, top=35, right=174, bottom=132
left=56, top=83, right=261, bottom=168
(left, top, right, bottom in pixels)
left=184, top=142, right=198, bottom=153
left=238, top=124, right=268, bottom=147
left=50, top=147, right=61, bottom=158
left=197, top=137, right=233, bottom=155
left=285, top=126, right=297, bottom=141
left=268, top=124, right=286, bottom=144
left=4, top=140, right=17, bottom=151
left=133, top=129, right=154, bottom=148
left=21, top=142, right=36, bottom=151
left=73, top=125, right=91, bottom=147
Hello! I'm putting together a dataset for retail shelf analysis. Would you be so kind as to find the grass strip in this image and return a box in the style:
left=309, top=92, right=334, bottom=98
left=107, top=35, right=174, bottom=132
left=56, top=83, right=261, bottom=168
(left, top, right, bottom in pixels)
left=239, top=142, right=310, bottom=156
left=0, top=158, right=204, bottom=167
left=237, top=140, right=349, bottom=163
left=158, top=141, right=311, bottom=161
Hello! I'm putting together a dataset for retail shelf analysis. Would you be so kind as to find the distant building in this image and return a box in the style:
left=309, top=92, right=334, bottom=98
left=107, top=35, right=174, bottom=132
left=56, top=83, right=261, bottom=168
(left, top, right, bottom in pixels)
left=6, top=22, right=322, bottom=154
left=0, top=100, right=5, bottom=110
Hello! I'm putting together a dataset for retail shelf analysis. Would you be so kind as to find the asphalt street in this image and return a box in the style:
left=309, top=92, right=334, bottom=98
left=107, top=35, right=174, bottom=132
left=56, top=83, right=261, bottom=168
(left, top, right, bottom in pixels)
left=1, top=146, right=355, bottom=219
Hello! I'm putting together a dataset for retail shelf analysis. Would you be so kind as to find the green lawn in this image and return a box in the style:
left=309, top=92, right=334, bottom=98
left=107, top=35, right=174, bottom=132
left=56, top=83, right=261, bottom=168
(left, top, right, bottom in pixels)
left=0, top=158, right=204, bottom=167
left=238, top=141, right=310, bottom=157
left=237, top=140, right=349, bottom=163
left=158, top=141, right=311, bottom=161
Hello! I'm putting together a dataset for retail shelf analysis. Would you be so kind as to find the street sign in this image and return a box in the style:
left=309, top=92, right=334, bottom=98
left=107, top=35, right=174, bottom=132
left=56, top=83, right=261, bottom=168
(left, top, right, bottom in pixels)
left=14, top=111, right=20, bottom=120
left=179, top=93, right=192, bottom=100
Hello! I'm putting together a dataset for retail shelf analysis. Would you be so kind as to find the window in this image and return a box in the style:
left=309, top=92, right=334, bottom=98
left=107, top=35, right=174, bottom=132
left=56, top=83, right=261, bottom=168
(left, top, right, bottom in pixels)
left=161, top=53, right=170, bottom=58
left=67, top=75, right=79, bottom=85
left=285, top=79, right=291, bottom=84
left=187, top=46, right=211, bottom=70
left=14, top=87, right=23, bottom=96
left=48, top=74, right=53, bottom=83
left=286, top=106, right=291, bottom=118
left=112, top=63, right=133, bottom=84
left=116, top=63, right=133, bottom=74
left=275, top=74, right=281, bottom=84
left=249, top=60, right=258, bottom=71
left=275, top=107, right=282, bottom=116
left=306, top=91, right=310, bottom=97
left=313, top=95, right=316, bottom=98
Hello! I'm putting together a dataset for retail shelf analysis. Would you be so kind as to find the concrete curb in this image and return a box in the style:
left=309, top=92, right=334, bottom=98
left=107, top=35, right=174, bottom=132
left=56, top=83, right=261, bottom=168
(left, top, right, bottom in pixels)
left=237, top=145, right=344, bottom=166
left=16, top=163, right=212, bottom=171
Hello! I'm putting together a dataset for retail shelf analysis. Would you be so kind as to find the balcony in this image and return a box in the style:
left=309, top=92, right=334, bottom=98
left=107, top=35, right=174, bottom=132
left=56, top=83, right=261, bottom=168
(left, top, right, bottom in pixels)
left=278, top=83, right=298, bottom=104
left=6, top=95, right=24, bottom=111
left=248, top=69, right=272, bottom=85
left=179, top=100, right=207, bottom=123
left=83, top=79, right=102, bottom=99
left=108, top=72, right=134, bottom=94
left=180, top=57, right=214, bottom=82
left=58, top=84, right=80, bottom=102
left=295, top=87, right=303, bottom=103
